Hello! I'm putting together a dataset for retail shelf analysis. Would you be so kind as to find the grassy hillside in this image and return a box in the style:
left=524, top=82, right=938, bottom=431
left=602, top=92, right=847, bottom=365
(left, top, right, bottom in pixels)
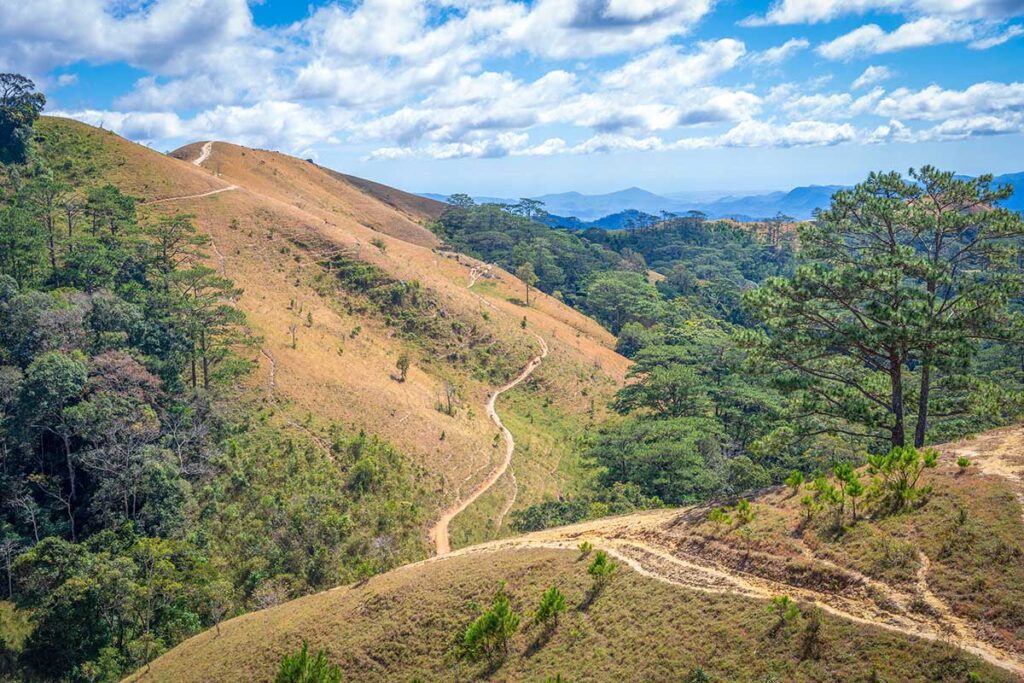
left=128, top=547, right=1012, bottom=683
left=133, top=426, right=1024, bottom=681
left=32, top=118, right=627, bottom=548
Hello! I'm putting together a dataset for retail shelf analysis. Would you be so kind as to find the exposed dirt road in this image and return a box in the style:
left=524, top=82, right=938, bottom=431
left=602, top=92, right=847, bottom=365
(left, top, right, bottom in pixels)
left=428, top=333, right=549, bottom=555
left=413, top=427, right=1024, bottom=678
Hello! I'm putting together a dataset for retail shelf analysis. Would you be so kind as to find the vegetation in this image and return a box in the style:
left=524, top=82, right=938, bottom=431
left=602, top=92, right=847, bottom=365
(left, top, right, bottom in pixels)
left=129, top=548, right=1015, bottom=682
left=275, top=641, right=342, bottom=683
left=0, top=76, right=428, bottom=681
left=459, top=585, right=521, bottom=664
left=746, top=168, right=1024, bottom=450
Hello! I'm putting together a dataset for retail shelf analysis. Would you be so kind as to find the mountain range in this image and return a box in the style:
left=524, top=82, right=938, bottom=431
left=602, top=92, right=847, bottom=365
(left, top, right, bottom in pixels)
left=423, top=171, right=1024, bottom=225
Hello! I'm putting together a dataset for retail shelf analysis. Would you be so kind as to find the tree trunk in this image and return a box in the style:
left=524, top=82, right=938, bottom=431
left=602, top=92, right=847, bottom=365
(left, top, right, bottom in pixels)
left=890, top=357, right=905, bottom=448
left=914, top=362, right=930, bottom=448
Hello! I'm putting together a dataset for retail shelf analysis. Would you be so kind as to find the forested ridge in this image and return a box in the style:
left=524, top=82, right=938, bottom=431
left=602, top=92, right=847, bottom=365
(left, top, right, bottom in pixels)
left=432, top=174, right=1024, bottom=532
left=0, top=75, right=430, bottom=681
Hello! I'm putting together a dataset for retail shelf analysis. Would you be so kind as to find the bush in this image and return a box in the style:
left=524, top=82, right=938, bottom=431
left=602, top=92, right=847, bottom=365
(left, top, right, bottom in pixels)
left=275, top=641, right=342, bottom=683
left=533, top=586, right=566, bottom=631
left=461, top=586, right=521, bottom=663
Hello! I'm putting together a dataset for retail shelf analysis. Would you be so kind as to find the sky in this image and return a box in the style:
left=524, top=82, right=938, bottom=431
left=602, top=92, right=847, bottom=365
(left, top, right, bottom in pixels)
left=1, top=0, right=1023, bottom=197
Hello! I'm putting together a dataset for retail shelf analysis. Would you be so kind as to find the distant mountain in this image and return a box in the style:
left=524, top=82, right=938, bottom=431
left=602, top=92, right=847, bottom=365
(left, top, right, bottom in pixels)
left=532, top=187, right=687, bottom=220
left=421, top=173, right=1024, bottom=226
left=994, top=172, right=1024, bottom=212
left=698, top=185, right=845, bottom=221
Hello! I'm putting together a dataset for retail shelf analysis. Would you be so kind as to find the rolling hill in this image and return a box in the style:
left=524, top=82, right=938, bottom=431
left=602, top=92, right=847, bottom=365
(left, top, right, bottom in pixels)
left=40, top=117, right=628, bottom=556
left=130, top=425, right=1024, bottom=682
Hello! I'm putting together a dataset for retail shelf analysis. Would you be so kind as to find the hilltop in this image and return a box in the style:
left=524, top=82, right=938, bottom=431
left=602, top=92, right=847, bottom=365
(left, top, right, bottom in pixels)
left=131, top=425, right=1024, bottom=681
left=39, top=117, right=628, bottom=551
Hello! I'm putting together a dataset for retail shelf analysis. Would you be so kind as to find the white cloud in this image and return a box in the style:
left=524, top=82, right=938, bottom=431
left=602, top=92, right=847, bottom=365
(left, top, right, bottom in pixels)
left=784, top=87, right=885, bottom=118
left=602, top=39, right=747, bottom=91
left=53, top=101, right=350, bottom=155
left=744, top=0, right=1024, bottom=25
left=852, top=65, right=894, bottom=88
left=875, top=81, right=1024, bottom=120
left=969, top=23, right=1024, bottom=47
left=817, top=17, right=975, bottom=59
left=0, top=0, right=255, bottom=75
left=751, top=38, right=811, bottom=64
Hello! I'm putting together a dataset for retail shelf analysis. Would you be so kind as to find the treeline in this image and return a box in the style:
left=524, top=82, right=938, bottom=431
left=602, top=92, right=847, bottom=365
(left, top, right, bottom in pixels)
left=442, top=173, right=1024, bottom=532
left=0, top=75, right=427, bottom=681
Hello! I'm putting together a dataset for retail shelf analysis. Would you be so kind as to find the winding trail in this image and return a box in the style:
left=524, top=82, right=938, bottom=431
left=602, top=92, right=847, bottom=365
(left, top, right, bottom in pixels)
left=144, top=142, right=237, bottom=205
left=428, top=333, right=548, bottom=556
left=417, top=503, right=1024, bottom=677
left=193, top=141, right=214, bottom=166
left=412, top=426, right=1024, bottom=677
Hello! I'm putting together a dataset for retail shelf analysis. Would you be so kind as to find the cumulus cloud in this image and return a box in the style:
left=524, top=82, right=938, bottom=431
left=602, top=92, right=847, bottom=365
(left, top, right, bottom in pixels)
left=744, top=0, right=1024, bottom=26
left=852, top=65, right=894, bottom=88
left=751, top=38, right=811, bottom=64
left=9, top=0, right=1022, bottom=160
left=969, top=23, right=1024, bottom=47
left=875, top=81, right=1024, bottom=120
left=817, top=17, right=975, bottom=59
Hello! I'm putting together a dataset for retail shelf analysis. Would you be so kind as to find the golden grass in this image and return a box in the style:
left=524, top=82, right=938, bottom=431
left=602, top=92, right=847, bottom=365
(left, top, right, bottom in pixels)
left=41, top=116, right=627, bottom=548
left=127, top=547, right=1013, bottom=683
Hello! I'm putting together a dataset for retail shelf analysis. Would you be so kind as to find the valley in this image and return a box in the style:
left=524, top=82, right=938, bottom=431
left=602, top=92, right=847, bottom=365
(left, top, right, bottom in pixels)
left=2, top=75, right=1024, bottom=683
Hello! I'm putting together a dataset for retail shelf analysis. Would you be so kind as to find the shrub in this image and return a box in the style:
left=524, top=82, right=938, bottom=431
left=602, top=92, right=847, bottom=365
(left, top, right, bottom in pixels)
left=275, top=641, right=342, bottom=683
left=708, top=506, right=732, bottom=528
left=866, top=446, right=938, bottom=512
left=533, top=586, right=567, bottom=631
left=577, top=541, right=593, bottom=557
left=956, top=456, right=971, bottom=473
left=735, top=499, right=755, bottom=525
left=784, top=470, right=804, bottom=494
left=461, top=586, right=521, bottom=663
left=587, top=550, right=617, bottom=590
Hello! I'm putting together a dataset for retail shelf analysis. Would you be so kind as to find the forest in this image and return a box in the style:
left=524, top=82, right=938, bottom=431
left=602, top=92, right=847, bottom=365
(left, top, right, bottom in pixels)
left=432, top=177, right=1024, bottom=532
left=0, top=75, right=428, bottom=681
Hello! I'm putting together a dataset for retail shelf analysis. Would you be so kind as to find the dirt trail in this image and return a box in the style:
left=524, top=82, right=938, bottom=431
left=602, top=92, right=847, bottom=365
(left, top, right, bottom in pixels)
left=410, top=425, right=1024, bottom=678
left=428, top=333, right=549, bottom=555
left=144, top=142, right=237, bottom=205
left=193, top=141, right=214, bottom=166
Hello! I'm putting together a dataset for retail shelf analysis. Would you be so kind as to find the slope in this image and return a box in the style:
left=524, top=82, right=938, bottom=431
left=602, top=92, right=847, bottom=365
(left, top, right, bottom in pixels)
left=39, top=117, right=628, bottom=554
left=130, top=425, right=1024, bottom=681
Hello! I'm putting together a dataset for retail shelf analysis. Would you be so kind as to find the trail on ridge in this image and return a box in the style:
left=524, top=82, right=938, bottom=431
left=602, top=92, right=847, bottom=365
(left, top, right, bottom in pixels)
left=413, top=426, right=1024, bottom=678
left=428, top=331, right=548, bottom=556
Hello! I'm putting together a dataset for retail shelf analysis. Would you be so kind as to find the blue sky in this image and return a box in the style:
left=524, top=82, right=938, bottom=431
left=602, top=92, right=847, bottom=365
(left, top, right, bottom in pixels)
left=2, top=0, right=1023, bottom=196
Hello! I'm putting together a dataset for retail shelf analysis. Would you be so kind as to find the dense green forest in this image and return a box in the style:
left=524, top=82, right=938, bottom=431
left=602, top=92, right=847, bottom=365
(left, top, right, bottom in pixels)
left=430, top=179, right=1024, bottom=533
left=0, top=75, right=428, bottom=681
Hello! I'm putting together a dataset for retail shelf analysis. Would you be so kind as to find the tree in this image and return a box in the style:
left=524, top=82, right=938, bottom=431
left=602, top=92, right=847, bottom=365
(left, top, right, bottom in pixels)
left=533, top=585, right=566, bottom=632
left=866, top=445, right=938, bottom=511
left=395, top=352, right=410, bottom=382
left=746, top=168, right=1024, bottom=449
left=275, top=641, right=343, bottom=683
left=516, top=261, right=539, bottom=305
left=584, top=271, right=663, bottom=334
left=587, top=550, right=617, bottom=591
left=0, top=74, right=46, bottom=164
left=461, top=586, right=520, bottom=663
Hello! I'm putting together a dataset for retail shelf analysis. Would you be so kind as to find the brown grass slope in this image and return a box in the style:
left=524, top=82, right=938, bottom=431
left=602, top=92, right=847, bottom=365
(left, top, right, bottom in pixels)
left=131, top=426, right=1024, bottom=682
left=46, top=117, right=627, bottom=551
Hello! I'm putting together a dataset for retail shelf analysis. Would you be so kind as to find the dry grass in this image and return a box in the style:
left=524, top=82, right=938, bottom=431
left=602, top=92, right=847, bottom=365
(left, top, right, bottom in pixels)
left=127, top=547, right=1012, bottom=683
left=39, top=117, right=628, bottom=549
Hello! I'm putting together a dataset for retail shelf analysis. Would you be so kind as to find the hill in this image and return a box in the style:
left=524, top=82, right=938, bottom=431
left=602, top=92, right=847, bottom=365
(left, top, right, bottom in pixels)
left=131, top=425, right=1024, bottom=681
left=42, top=117, right=630, bottom=551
